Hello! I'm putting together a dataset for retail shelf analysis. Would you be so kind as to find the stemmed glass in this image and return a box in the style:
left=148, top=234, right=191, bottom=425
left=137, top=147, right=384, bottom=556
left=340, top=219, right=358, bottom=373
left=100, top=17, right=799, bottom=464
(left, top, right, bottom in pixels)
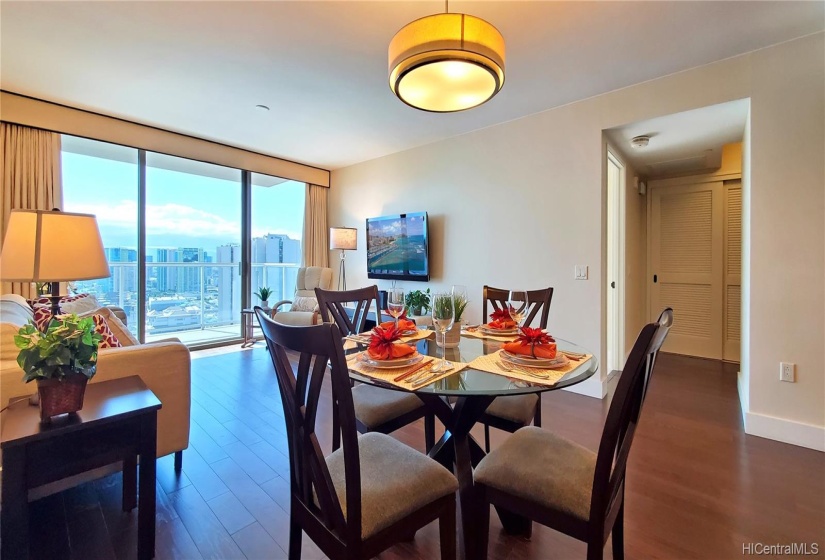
left=431, top=292, right=455, bottom=372
left=507, top=290, right=530, bottom=330
left=387, top=287, right=406, bottom=329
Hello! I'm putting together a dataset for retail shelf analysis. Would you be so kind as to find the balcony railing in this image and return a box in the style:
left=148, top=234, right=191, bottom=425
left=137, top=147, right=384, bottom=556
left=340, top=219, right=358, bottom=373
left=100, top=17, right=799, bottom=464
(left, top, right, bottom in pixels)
left=74, top=262, right=300, bottom=343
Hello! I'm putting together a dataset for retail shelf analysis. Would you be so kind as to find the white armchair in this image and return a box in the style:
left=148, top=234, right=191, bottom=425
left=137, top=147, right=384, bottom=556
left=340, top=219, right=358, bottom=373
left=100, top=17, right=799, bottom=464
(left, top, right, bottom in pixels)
left=270, top=267, right=334, bottom=326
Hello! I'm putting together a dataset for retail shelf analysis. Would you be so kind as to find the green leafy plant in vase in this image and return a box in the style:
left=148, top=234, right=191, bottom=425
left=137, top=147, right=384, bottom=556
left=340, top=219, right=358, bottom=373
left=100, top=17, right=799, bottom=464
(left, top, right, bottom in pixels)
left=440, top=292, right=469, bottom=348
left=15, top=314, right=102, bottom=422
left=255, top=287, right=274, bottom=308
left=405, top=288, right=431, bottom=316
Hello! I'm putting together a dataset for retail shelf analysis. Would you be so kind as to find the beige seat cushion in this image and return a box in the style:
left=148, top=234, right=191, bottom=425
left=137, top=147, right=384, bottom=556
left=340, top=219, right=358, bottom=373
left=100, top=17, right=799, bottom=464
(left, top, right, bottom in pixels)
left=474, top=426, right=596, bottom=522
left=325, top=432, right=457, bottom=538
left=352, top=384, right=425, bottom=429
left=484, top=394, right=539, bottom=425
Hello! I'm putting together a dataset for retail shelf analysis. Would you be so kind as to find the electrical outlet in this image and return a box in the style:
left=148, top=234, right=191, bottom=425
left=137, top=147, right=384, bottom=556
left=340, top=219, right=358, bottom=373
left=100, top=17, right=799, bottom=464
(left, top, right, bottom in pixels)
left=574, top=265, right=589, bottom=280
left=780, top=362, right=795, bottom=383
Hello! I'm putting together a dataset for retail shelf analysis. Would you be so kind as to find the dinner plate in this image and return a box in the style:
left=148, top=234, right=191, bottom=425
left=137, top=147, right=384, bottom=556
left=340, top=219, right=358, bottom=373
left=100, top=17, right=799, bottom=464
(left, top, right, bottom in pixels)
left=361, top=352, right=422, bottom=369
left=500, top=350, right=569, bottom=369
left=372, top=328, right=418, bottom=337
left=479, top=324, right=519, bottom=336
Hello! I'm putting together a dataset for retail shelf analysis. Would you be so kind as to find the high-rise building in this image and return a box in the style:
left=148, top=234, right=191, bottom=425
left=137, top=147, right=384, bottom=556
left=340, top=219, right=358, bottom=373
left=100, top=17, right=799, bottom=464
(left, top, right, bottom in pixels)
left=251, top=234, right=301, bottom=300
left=216, top=243, right=241, bottom=324
left=102, top=247, right=138, bottom=294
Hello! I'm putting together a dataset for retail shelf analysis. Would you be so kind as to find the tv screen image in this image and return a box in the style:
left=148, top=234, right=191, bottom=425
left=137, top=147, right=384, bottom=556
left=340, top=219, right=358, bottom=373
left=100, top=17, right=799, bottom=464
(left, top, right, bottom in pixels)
left=366, top=212, right=430, bottom=281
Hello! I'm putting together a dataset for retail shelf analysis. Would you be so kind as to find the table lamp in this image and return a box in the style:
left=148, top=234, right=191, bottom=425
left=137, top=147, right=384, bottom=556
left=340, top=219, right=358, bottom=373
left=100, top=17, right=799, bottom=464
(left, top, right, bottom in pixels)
left=329, top=227, right=357, bottom=291
left=0, top=209, right=110, bottom=317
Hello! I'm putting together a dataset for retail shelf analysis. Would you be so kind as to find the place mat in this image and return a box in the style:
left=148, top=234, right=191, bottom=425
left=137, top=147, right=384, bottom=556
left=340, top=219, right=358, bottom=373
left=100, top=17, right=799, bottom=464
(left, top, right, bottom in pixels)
left=347, top=352, right=468, bottom=390
left=461, top=328, right=520, bottom=342
left=400, top=329, right=434, bottom=343
left=467, top=350, right=592, bottom=387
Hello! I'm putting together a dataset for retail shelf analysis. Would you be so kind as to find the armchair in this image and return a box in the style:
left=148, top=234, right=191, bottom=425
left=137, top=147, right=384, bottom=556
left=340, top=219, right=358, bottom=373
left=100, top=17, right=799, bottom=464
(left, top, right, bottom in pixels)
left=270, top=266, right=333, bottom=326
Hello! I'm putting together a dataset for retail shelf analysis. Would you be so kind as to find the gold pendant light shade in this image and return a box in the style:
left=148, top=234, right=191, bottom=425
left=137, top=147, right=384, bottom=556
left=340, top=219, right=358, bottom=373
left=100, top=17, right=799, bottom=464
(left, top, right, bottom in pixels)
left=389, top=13, right=505, bottom=112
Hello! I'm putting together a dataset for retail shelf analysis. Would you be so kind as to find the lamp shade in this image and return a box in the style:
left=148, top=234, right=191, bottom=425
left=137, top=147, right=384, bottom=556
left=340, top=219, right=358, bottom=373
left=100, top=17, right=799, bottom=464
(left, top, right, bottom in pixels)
left=330, top=227, right=357, bottom=251
left=389, top=13, right=505, bottom=112
left=0, top=209, right=110, bottom=282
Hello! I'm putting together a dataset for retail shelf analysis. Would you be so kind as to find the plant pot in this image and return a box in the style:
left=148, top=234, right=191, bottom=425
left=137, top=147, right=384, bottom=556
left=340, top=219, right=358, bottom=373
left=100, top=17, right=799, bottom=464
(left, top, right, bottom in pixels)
left=436, top=323, right=461, bottom=349
left=260, top=299, right=269, bottom=309
left=36, top=372, right=89, bottom=422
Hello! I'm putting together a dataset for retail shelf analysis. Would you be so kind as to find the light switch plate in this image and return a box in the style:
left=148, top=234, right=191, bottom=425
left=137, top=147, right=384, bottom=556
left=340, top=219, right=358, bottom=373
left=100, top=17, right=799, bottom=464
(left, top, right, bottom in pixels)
left=574, top=265, right=589, bottom=280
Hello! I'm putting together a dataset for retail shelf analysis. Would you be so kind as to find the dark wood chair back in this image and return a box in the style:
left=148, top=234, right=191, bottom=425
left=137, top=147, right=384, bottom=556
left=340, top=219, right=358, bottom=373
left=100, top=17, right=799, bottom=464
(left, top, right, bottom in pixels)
left=482, top=285, right=554, bottom=329
left=589, top=308, right=673, bottom=537
left=254, top=308, right=362, bottom=549
left=315, top=286, right=383, bottom=336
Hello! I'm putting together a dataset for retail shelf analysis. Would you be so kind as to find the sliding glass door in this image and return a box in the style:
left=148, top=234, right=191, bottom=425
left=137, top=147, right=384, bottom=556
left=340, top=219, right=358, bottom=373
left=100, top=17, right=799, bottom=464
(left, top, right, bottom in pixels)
left=145, top=153, right=242, bottom=345
left=61, top=135, right=306, bottom=347
left=61, top=136, right=139, bottom=334
left=251, top=174, right=305, bottom=308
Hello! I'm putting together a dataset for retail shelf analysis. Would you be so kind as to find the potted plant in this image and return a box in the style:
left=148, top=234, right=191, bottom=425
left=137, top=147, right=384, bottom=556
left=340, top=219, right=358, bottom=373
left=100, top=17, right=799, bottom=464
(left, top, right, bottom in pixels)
left=439, top=292, right=469, bottom=348
left=14, top=314, right=103, bottom=422
left=405, top=288, right=431, bottom=316
left=255, top=287, right=273, bottom=308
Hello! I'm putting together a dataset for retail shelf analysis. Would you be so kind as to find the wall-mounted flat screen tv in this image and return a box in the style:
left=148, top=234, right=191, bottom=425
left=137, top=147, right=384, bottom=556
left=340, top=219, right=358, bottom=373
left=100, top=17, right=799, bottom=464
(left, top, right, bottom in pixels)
left=366, top=212, right=430, bottom=282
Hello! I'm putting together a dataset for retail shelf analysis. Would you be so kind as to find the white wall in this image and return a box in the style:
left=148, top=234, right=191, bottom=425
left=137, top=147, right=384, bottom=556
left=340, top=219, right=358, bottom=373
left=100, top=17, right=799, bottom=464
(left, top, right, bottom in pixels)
left=622, top=160, right=647, bottom=359
left=330, top=33, right=825, bottom=446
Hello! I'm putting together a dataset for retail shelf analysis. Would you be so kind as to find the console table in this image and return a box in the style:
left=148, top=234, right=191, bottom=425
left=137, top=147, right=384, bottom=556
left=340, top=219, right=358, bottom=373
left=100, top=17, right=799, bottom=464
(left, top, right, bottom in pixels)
left=1, top=376, right=161, bottom=560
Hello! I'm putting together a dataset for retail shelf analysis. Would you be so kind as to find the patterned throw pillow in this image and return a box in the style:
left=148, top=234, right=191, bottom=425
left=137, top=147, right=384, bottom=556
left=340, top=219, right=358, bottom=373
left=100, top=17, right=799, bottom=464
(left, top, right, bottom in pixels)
left=291, top=296, right=318, bottom=312
left=91, top=314, right=122, bottom=348
left=32, top=305, right=55, bottom=332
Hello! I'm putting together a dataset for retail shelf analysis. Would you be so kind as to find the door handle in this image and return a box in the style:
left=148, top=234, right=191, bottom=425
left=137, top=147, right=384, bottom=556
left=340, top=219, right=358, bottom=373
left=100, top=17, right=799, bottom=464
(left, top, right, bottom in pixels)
left=653, top=274, right=658, bottom=283
left=610, top=281, right=616, bottom=289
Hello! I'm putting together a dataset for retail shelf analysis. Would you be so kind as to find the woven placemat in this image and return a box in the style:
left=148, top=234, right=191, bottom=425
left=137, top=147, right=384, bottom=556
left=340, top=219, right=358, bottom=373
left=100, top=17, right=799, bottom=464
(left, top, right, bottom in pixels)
left=467, top=350, right=592, bottom=387
left=347, top=352, right=468, bottom=389
left=461, top=328, right=519, bottom=342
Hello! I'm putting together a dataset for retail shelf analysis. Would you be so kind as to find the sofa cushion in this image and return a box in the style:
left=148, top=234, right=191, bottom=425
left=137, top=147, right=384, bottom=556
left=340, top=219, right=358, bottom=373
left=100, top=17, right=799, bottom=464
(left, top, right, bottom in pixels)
left=0, top=294, right=34, bottom=327
left=59, top=294, right=101, bottom=315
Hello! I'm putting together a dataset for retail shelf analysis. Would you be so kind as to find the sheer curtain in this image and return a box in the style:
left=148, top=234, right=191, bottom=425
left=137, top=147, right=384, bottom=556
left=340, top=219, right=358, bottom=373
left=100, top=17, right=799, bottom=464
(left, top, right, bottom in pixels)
left=301, top=183, right=329, bottom=269
left=1, top=123, right=63, bottom=298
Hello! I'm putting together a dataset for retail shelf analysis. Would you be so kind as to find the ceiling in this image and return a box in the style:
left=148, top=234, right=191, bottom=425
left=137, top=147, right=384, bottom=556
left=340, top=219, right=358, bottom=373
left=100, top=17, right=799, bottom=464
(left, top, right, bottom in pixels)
left=605, top=99, right=750, bottom=178
left=1, top=1, right=822, bottom=170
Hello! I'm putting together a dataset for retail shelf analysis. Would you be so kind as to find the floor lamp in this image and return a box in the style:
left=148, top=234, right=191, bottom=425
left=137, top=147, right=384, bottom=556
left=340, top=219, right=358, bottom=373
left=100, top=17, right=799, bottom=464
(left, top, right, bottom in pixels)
left=329, top=227, right=357, bottom=291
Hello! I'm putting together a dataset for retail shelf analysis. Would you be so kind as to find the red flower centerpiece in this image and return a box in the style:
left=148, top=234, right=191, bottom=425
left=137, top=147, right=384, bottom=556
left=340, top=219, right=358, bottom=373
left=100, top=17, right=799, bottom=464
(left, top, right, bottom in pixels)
left=368, top=325, right=416, bottom=360
left=488, top=308, right=517, bottom=330
left=503, top=327, right=557, bottom=359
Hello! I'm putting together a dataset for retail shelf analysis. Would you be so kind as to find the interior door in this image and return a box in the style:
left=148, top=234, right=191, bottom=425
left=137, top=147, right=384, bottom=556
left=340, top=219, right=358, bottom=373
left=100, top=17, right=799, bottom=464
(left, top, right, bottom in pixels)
left=723, top=180, right=742, bottom=362
left=650, top=181, right=724, bottom=359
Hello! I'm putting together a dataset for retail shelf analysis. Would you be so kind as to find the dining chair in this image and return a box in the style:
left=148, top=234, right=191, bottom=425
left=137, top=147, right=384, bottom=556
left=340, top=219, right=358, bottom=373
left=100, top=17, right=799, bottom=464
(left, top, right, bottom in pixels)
left=254, top=310, right=458, bottom=560
left=315, top=286, right=436, bottom=453
left=473, top=308, right=673, bottom=560
left=479, top=285, right=554, bottom=452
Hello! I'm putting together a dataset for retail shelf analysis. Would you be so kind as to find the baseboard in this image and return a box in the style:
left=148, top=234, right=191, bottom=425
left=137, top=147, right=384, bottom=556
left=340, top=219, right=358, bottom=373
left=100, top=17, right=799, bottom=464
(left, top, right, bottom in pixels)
left=744, top=411, right=825, bottom=452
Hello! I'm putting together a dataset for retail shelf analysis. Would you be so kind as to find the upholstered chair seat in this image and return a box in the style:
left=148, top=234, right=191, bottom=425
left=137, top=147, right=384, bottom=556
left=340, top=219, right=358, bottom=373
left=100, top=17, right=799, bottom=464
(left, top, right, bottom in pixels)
left=483, top=394, right=540, bottom=426
left=325, top=432, right=458, bottom=538
left=474, top=426, right=595, bottom=522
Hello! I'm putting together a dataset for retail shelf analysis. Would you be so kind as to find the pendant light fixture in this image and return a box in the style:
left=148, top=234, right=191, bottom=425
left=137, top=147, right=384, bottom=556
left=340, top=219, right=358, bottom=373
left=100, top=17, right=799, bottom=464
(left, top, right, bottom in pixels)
left=388, top=1, right=505, bottom=113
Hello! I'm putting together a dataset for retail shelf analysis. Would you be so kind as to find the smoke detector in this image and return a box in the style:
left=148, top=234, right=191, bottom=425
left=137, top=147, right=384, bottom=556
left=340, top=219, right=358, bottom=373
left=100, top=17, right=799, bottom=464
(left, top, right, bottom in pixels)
left=631, top=135, right=650, bottom=149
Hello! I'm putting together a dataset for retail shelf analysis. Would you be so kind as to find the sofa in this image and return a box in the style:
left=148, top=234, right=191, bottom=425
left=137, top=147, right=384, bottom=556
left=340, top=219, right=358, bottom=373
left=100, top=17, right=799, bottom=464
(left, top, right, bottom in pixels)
left=270, top=266, right=334, bottom=326
left=0, top=294, right=191, bottom=465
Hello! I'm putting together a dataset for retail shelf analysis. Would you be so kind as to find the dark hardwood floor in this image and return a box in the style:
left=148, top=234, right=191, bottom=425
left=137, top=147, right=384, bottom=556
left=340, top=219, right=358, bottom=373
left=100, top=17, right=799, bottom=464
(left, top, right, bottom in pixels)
left=23, top=347, right=824, bottom=559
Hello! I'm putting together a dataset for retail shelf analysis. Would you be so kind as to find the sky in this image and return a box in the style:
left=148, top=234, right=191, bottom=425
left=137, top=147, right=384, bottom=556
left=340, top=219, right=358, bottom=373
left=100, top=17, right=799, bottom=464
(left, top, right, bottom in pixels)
left=62, top=150, right=304, bottom=256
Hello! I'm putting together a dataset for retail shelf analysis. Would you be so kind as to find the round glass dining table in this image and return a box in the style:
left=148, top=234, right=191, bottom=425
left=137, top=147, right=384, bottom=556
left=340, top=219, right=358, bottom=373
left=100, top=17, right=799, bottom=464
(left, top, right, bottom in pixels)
left=345, top=331, right=598, bottom=560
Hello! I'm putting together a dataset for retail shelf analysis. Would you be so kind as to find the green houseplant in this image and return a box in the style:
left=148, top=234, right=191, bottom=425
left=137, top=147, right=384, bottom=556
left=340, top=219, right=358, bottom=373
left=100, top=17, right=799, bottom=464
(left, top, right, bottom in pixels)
left=15, top=314, right=102, bottom=421
left=255, top=287, right=274, bottom=308
left=405, top=288, right=431, bottom=316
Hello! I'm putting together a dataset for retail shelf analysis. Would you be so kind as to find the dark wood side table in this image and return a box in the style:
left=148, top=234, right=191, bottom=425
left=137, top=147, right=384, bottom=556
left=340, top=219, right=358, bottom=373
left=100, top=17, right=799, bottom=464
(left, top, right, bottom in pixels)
left=1, top=376, right=162, bottom=560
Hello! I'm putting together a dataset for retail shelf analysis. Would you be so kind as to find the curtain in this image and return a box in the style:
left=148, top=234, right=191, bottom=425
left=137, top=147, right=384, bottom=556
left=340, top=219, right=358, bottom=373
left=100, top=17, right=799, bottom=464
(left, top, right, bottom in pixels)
left=301, top=183, right=329, bottom=269
left=1, top=122, right=63, bottom=298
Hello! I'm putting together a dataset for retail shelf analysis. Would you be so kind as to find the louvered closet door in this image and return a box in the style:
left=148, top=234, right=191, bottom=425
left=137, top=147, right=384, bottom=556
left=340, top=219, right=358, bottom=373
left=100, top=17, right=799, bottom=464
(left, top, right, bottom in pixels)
left=650, top=182, right=724, bottom=359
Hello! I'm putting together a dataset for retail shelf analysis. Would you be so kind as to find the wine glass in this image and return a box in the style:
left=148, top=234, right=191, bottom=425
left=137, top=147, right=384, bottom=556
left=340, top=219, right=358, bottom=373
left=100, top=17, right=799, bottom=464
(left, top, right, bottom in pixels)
left=507, top=290, right=529, bottom=329
left=431, top=292, right=455, bottom=372
left=388, top=287, right=406, bottom=329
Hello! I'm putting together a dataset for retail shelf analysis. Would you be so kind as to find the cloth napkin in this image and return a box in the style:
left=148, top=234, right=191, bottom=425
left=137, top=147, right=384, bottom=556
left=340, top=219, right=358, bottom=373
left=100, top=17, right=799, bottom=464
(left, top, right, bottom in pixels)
left=379, top=318, right=417, bottom=331
left=502, top=340, right=558, bottom=359
left=487, top=319, right=516, bottom=330
left=367, top=342, right=416, bottom=360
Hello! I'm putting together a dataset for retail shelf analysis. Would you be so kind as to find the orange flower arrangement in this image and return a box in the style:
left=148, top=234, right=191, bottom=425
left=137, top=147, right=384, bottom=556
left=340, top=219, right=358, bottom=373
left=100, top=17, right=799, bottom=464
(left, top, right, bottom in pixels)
left=368, top=325, right=416, bottom=360
left=503, top=327, right=557, bottom=359
left=488, top=308, right=516, bottom=330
